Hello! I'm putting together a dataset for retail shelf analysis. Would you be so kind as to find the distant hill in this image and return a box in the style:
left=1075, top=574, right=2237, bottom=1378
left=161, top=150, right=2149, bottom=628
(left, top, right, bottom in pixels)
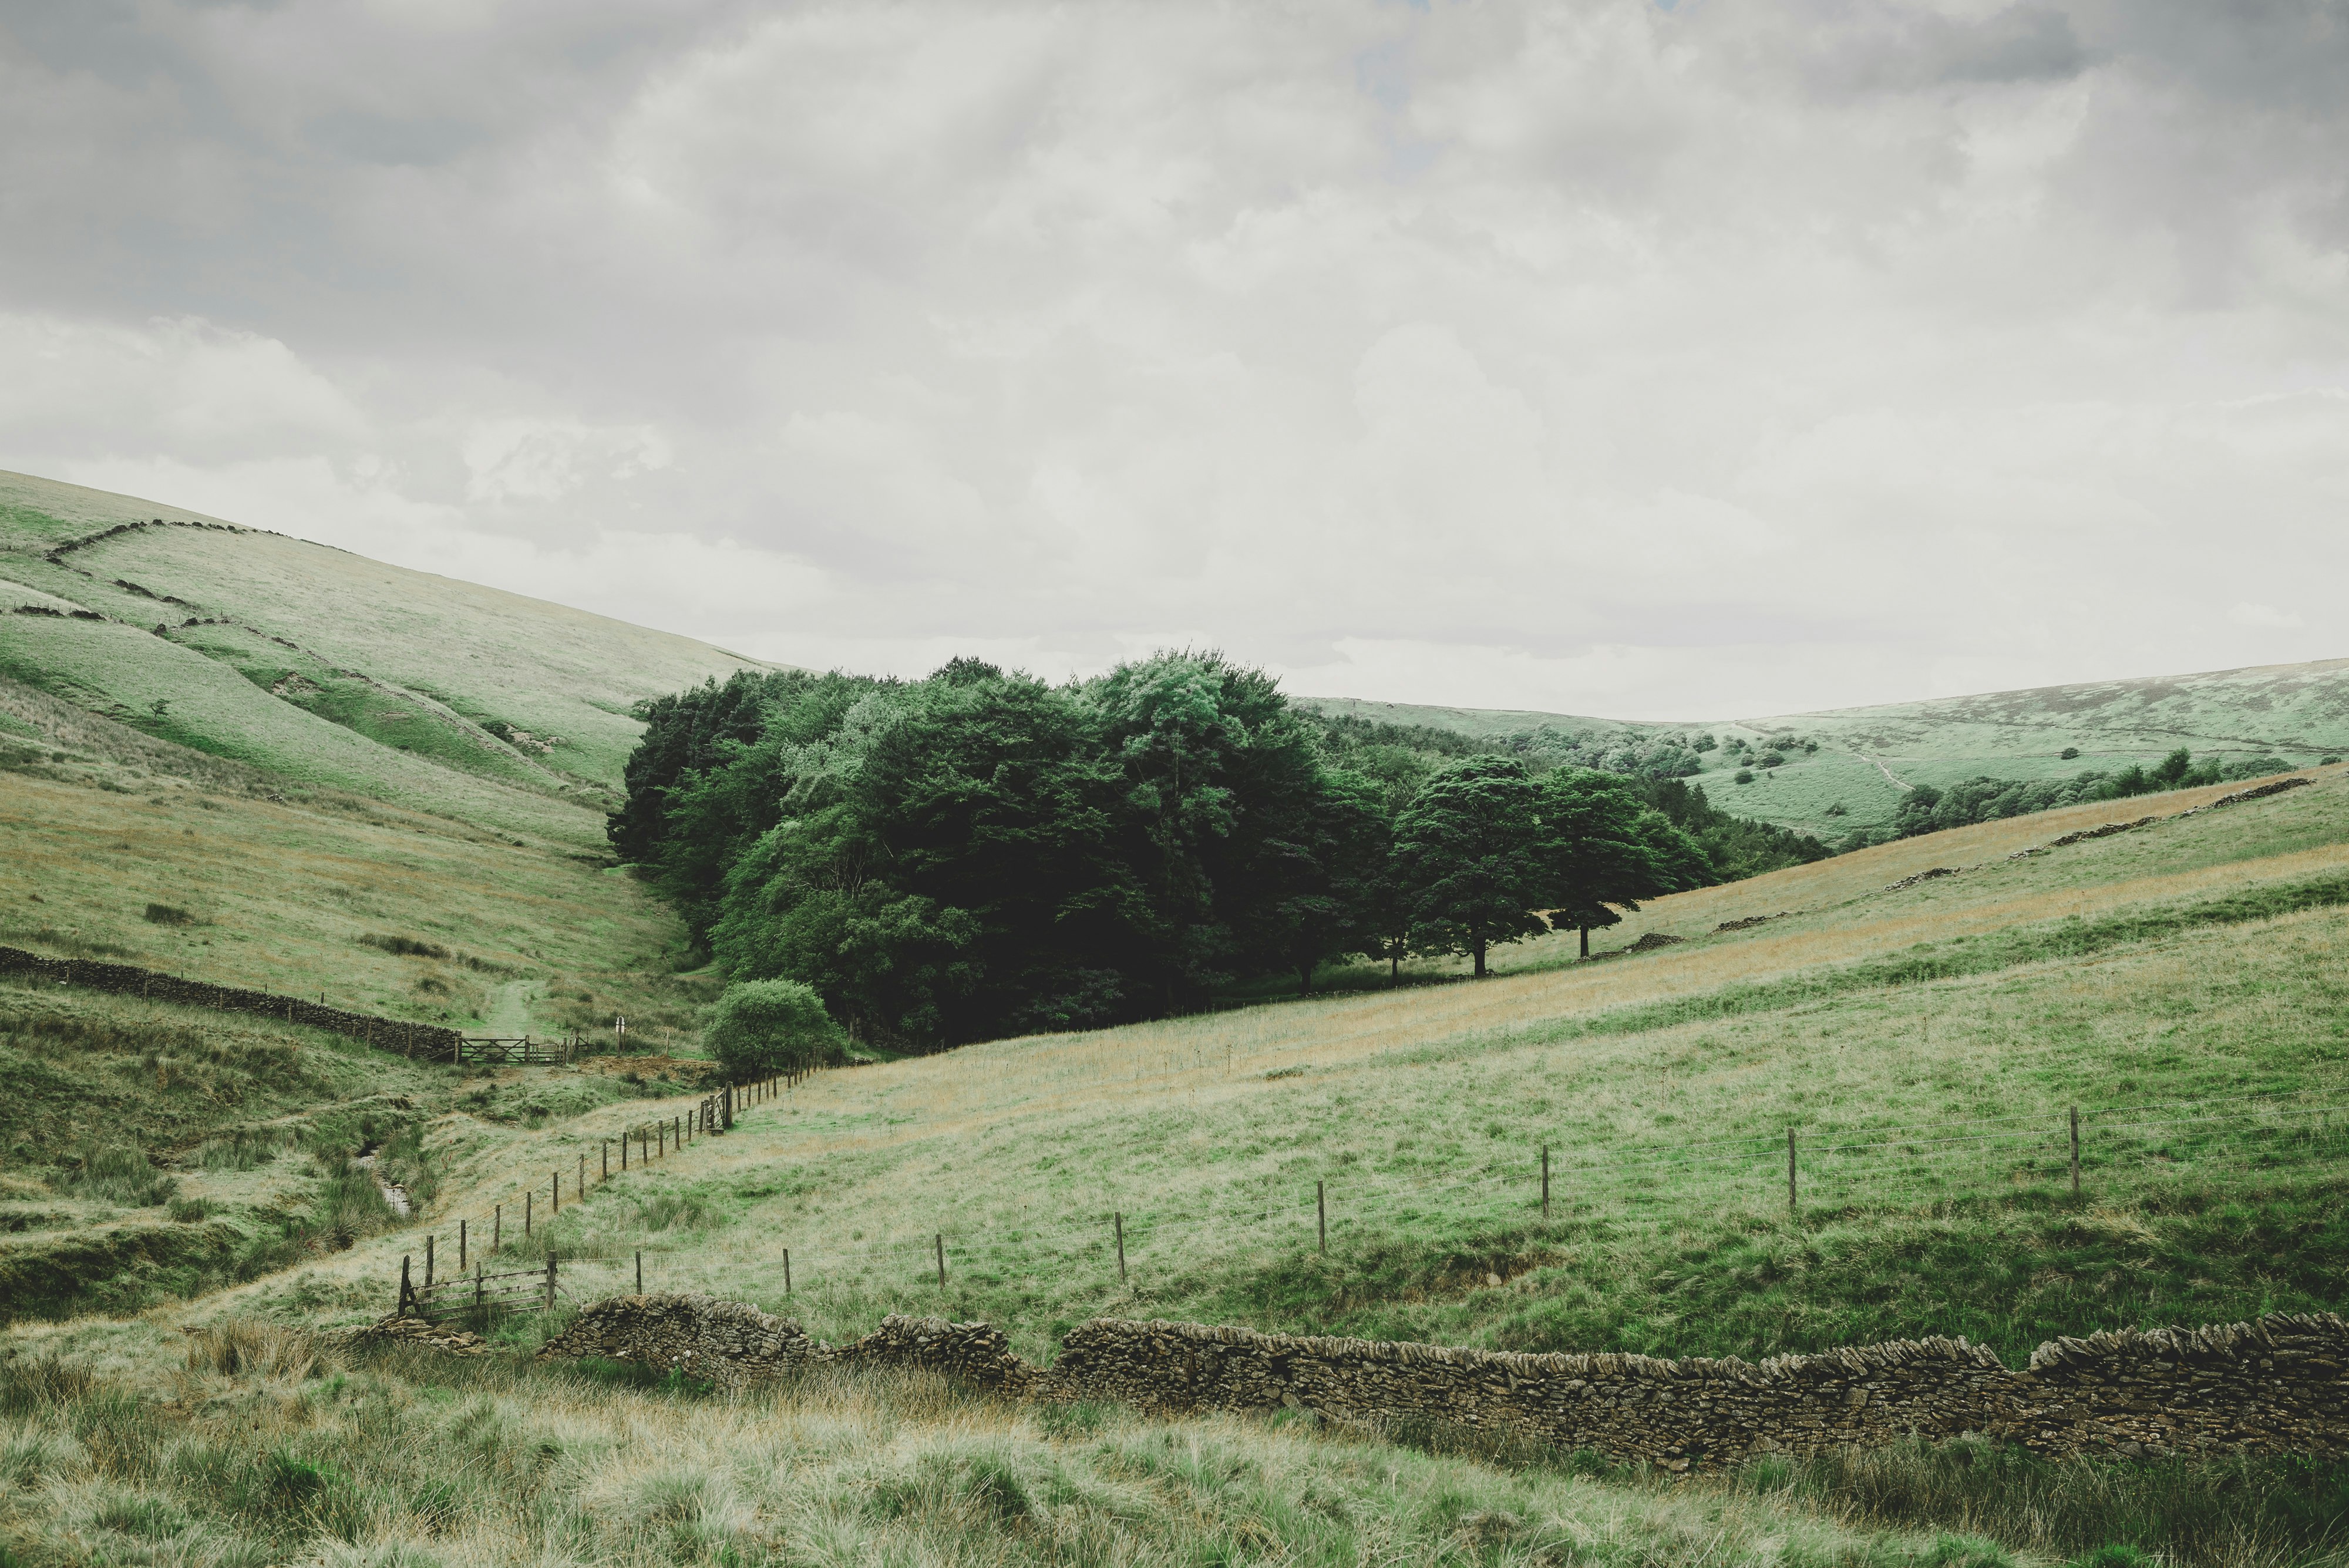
left=9, top=466, right=2342, bottom=853
left=1304, top=661, right=2349, bottom=841
left=0, top=469, right=777, bottom=844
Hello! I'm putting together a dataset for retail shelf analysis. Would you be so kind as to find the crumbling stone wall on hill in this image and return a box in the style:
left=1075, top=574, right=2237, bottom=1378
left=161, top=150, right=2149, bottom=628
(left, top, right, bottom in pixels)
left=537, top=1296, right=2345, bottom=1466
left=0, top=944, right=463, bottom=1060
left=535, top=1293, right=1034, bottom=1395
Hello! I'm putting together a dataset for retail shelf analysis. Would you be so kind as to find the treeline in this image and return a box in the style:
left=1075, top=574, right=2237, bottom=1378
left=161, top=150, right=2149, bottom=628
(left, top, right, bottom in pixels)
left=608, top=654, right=1828, bottom=1050
left=1848, top=748, right=2302, bottom=848
left=1294, top=714, right=1829, bottom=881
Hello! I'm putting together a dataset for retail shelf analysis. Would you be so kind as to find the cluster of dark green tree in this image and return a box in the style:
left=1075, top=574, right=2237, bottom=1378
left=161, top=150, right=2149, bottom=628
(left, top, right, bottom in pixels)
left=611, top=654, right=1815, bottom=1051
left=1842, top=748, right=2303, bottom=849
left=1298, top=714, right=1829, bottom=881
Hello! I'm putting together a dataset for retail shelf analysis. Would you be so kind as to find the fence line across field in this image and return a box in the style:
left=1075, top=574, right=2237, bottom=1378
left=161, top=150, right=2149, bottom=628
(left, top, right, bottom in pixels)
left=385, top=1082, right=2348, bottom=1317
left=386, top=1072, right=793, bottom=1318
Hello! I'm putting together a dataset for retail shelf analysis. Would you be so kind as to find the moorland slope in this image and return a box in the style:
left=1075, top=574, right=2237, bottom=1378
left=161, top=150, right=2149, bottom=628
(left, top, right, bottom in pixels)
left=170, top=762, right=2349, bottom=1374
left=5, top=470, right=2347, bottom=1567
left=1309, top=659, right=2349, bottom=841
left=0, top=469, right=775, bottom=825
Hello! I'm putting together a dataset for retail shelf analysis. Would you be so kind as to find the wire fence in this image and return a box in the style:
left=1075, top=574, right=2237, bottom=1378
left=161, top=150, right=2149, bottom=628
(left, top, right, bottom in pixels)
left=385, top=1074, right=792, bottom=1317
left=386, top=1082, right=2349, bottom=1315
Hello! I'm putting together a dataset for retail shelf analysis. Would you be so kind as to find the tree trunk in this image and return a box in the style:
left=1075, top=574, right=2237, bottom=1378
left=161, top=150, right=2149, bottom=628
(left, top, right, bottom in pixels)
left=1389, top=950, right=1399, bottom=985
left=1580, top=924, right=1590, bottom=959
left=1473, top=938, right=1487, bottom=978
left=1298, top=961, right=1314, bottom=996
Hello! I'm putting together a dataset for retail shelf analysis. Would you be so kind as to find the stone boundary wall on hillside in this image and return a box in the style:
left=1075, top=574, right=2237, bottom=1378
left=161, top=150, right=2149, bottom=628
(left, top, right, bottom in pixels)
left=0, top=944, right=463, bottom=1059
left=537, top=1296, right=2346, bottom=1468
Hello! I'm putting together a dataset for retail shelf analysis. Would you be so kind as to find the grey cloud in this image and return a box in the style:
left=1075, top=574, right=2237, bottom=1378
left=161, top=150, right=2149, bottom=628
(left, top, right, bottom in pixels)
left=1774, top=2, right=2091, bottom=94
left=1, top=1, right=2344, bottom=718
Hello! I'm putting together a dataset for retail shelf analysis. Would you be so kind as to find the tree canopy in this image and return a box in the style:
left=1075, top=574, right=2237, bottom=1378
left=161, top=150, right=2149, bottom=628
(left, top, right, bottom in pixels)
left=613, top=652, right=1819, bottom=1049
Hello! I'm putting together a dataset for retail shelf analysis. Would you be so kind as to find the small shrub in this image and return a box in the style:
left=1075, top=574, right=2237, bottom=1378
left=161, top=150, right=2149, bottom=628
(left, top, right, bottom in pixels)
left=143, top=903, right=195, bottom=926
left=1735, top=769, right=1755, bottom=785
left=637, top=1192, right=712, bottom=1232
left=166, top=1195, right=214, bottom=1222
left=2061, top=747, right=2081, bottom=760
left=91, top=1493, right=190, bottom=1540
left=185, top=1320, right=317, bottom=1379
left=359, top=933, right=450, bottom=960
left=68, top=1143, right=176, bottom=1207
left=198, top=1129, right=281, bottom=1171
left=702, top=979, right=844, bottom=1082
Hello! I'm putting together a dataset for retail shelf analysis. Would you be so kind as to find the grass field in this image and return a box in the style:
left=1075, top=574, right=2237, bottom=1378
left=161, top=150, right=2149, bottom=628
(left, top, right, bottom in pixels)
left=28, top=1332, right=2336, bottom=1568
left=144, top=766, right=2345, bottom=1401
left=1307, top=659, right=2349, bottom=839
left=6, top=467, right=2348, bottom=1566
left=0, top=678, right=709, bottom=1041
left=0, top=468, right=774, bottom=800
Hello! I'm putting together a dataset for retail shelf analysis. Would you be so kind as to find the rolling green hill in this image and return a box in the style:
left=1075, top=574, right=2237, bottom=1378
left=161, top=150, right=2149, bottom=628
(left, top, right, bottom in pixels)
left=5, top=469, right=2348, bottom=1567
left=1307, top=661, right=2349, bottom=842
left=0, top=469, right=779, bottom=835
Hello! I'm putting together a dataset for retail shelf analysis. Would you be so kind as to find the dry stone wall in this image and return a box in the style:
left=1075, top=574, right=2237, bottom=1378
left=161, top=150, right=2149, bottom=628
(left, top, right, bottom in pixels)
left=0, top=944, right=463, bottom=1060
left=535, top=1293, right=1034, bottom=1395
left=536, top=1296, right=2346, bottom=1467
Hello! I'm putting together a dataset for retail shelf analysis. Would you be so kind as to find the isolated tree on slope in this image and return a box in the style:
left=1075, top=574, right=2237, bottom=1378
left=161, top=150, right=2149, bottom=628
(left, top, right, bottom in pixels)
left=1392, top=755, right=1550, bottom=978
left=702, top=978, right=846, bottom=1084
left=1539, top=770, right=1713, bottom=957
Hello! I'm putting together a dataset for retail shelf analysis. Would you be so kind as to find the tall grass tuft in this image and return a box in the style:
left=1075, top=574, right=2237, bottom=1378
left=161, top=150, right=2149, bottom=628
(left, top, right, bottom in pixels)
left=65, top=1142, right=176, bottom=1207
left=183, top=1320, right=319, bottom=1381
left=1721, top=1439, right=2349, bottom=1568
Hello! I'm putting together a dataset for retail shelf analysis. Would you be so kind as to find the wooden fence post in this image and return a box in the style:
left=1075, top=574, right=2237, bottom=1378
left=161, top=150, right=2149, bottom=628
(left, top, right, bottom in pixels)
left=783, top=1249, right=791, bottom=1294
left=578, top=1153, right=585, bottom=1199
left=635, top=1250, right=642, bottom=1294
left=525, top=1192, right=532, bottom=1237
left=1786, top=1128, right=1798, bottom=1217
left=603, top=1142, right=609, bottom=1180
left=553, top=1171, right=560, bottom=1216
left=935, top=1233, right=946, bottom=1287
left=1115, top=1212, right=1126, bottom=1282
left=1541, top=1145, right=1550, bottom=1220
left=545, top=1253, right=557, bottom=1313
left=2070, top=1106, right=2082, bottom=1194
left=459, top=1219, right=466, bottom=1273
left=621, top=1132, right=628, bottom=1170
left=425, top=1233, right=435, bottom=1290
left=399, top=1254, right=413, bottom=1317
left=1317, top=1180, right=1326, bottom=1254
left=494, top=1204, right=502, bottom=1253
left=475, top=1261, right=484, bottom=1315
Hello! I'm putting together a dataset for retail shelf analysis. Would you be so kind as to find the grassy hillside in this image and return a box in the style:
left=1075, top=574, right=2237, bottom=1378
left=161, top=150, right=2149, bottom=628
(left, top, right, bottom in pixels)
left=4, top=760, right=2320, bottom=1564
left=18, top=1335, right=2240, bottom=1568
left=164, top=765, right=2347, bottom=1382
left=0, top=469, right=777, bottom=812
left=1307, top=659, right=2349, bottom=840
left=0, top=677, right=710, bottom=1044
left=4, top=469, right=2346, bottom=1566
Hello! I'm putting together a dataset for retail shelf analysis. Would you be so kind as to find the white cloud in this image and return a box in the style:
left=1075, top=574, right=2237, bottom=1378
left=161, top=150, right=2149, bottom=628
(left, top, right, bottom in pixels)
left=1, top=1, right=2345, bottom=718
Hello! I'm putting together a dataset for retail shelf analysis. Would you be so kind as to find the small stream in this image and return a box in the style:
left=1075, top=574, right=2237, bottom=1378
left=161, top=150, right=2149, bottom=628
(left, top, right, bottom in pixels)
left=354, top=1143, right=411, bottom=1219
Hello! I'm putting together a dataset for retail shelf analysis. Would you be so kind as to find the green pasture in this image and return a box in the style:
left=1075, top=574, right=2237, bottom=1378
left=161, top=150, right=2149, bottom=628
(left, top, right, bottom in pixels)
left=1307, top=660, right=2349, bottom=839
left=182, top=775, right=2343, bottom=1407
left=0, top=469, right=774, bottom=791
left=0, top=613, right=592, bottom=846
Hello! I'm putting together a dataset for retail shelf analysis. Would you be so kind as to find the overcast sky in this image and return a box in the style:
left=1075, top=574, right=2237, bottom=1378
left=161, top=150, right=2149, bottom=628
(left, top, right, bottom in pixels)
left=2, top=1, right=2344, bottom=719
